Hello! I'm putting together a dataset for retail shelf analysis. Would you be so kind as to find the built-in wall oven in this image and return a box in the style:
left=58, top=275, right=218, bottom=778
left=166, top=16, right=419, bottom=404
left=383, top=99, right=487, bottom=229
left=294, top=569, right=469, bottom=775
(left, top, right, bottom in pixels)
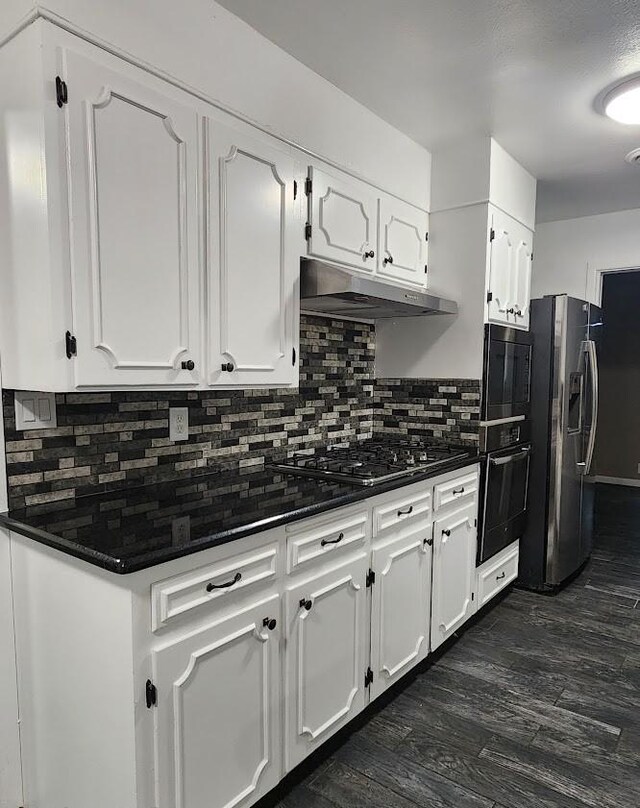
left=477, top=419, right=532, bottom=565
left=482, top=324, right=533, bottom=421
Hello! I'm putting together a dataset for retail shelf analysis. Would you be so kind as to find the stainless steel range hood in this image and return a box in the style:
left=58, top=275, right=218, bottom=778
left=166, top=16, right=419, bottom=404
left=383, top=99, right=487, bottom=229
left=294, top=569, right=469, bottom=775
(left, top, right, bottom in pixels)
left=300, top=259, right=457, bottom=320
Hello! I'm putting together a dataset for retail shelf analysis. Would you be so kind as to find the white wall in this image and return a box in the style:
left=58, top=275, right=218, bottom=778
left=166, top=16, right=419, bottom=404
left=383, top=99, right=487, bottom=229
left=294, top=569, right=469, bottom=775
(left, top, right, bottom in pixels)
left=532, top=208, right=640, bottom=303
left=0, top=357, right=23, bottom=807
left=0, top=0, right=431, bottom=209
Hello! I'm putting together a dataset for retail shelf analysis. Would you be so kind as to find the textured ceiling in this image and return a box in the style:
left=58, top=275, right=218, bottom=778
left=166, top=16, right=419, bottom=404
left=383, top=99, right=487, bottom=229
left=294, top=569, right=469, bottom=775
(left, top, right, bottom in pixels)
left=216, top=0, right=640, bottom=222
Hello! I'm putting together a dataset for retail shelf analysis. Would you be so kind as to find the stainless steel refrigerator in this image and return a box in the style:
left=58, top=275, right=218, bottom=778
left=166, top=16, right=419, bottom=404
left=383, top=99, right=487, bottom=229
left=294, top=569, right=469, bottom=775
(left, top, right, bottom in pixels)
left=519, top=295, right=601, bottom=591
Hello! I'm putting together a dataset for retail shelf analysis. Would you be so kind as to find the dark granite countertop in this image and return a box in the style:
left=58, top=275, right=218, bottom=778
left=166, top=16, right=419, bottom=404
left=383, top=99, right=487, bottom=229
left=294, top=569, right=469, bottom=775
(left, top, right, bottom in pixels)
left=0, top=452, right=479, bottom=574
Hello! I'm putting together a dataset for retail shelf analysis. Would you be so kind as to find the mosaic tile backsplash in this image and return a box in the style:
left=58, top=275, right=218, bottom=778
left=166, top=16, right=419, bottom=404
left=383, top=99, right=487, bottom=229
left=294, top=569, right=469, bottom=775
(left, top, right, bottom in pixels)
left=3, top=315, right=480, bottom=510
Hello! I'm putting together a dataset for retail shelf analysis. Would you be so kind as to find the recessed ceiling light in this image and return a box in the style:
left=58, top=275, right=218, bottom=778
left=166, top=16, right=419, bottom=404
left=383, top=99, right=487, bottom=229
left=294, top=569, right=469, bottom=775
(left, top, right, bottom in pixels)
left=603, top=78, right=640, bottom=124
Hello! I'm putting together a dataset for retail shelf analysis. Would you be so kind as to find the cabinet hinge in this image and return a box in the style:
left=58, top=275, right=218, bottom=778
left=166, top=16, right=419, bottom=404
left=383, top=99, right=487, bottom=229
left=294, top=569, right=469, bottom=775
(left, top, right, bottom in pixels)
left=65, top=331, right=77, bottom=359
left=489, top=228, right=495, bottom=242
left=364, top=667, right=373, bottom=687
left=292, top=346, right=296, bottom=365
left=424, top=264, right=428, bottom=274
left=293, top=180, right=298, bottom=200
left=471, top=592, right=475, bottom=602
left=425, top=231, right=429, bottom=242
left=486, top=291, right=493, bottom=303
left=366, top=569, right=375, bottom=588
left=304, top=222, right=312, bottom=241
left=145, top=679, right=157, bottom=708
left=55, top=75, right=68, bottom=108
left=531, top=251, right=534, bottom=261
left=305, top=176, right=313, bottom=196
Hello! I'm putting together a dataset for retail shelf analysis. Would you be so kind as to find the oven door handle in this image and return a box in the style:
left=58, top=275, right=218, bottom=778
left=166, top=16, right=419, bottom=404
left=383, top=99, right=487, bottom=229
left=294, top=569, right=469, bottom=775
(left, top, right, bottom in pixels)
left=489, top=447, right=531, bottom=466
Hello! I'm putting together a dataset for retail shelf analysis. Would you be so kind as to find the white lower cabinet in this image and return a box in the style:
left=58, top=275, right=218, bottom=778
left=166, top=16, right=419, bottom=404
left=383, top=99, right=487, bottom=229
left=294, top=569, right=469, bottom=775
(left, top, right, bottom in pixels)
left=284, top=553, right=368, bottom=771
left=153, top=593, right=282, bottom=808
left=430, top=504, right=477, bottom=651
left=369, top=526, right=432, bottom=701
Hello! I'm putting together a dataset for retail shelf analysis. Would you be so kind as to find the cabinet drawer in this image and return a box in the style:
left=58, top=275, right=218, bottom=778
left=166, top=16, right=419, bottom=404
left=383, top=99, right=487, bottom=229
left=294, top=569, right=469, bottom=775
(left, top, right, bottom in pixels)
left=373, top=488, right=431, bottom=536
left=287, top=509, right=369, bottom=572
left=151, top=541, right=279, bottom=631
left=476, top=541, right=519, bottom=609
left=433, top=469, right=479, bottom=512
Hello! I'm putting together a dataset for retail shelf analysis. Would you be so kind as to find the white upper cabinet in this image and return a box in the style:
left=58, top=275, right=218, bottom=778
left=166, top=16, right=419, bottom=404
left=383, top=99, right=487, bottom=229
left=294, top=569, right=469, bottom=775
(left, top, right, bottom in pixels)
left=306, top=166, right=378, bottom=272
left=64, top=50, right=201, bottom=388
left=207, top=120, right=298, bottom=387
left=377, top=197, right=429, bottom=287
left=153, top=594, right=281, bottom=808
left=486, top=207, right=533, bottom=330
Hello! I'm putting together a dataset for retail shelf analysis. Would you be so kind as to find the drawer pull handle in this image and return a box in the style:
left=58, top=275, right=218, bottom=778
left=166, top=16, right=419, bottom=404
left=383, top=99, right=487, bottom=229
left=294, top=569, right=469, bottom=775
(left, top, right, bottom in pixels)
left=496, top=572, right=506, bottom=581
left=321, top=531, right=344, bottom=547
left=206, top=571, right=241, bottom=592
left=452, top=487, right=465, bottom=495
left=262, top=617, right=277, bottom=631
left=442, top=529, right=451, bottom=537
left=397, top=505, right=414, bottom=516
left=299, top=598, right=313, bottom=611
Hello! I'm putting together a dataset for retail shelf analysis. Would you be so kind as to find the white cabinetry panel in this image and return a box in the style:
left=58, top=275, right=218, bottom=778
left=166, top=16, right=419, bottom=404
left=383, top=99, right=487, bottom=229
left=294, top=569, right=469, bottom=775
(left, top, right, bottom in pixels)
left=487, top=207, right=533, bottom=330
left=153, top=594, right=281, bottom=808
left=207, top=121, right=297, bottom=387
left=431, top=504, right=477, bottom=651
left=285, top=554, right=368, bottom=770
left=63, top=49, right=201, bottom=387
left=378, top=196, right=428, bottom=287
left=370, top=527, right=431, bottom=700
left=306, top=166, right=377, bottom=271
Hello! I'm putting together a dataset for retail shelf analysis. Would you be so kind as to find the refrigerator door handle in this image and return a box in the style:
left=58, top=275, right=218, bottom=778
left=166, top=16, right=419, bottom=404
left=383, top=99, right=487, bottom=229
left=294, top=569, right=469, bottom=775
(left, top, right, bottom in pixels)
left=584, top=339, right=599, bottom=475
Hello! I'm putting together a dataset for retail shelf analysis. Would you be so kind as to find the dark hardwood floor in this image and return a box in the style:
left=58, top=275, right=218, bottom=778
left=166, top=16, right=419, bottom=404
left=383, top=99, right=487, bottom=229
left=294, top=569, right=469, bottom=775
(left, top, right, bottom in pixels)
left=276, top=484, right=640, bottom=808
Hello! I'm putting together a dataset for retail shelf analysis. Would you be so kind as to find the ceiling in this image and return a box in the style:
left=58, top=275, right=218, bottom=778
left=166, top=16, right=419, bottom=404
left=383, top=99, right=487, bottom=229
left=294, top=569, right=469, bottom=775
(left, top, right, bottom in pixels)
left=216, top=0, right=640, bottom=223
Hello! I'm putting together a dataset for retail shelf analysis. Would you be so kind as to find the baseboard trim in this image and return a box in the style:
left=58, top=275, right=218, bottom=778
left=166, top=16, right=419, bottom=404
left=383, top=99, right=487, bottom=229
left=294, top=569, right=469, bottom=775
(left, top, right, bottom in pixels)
left=591, top=475, right=640, bottom=488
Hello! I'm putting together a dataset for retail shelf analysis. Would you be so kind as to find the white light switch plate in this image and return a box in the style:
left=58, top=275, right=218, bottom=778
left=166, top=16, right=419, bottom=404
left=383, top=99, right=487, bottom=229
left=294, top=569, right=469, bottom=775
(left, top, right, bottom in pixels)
left=169, top=407, right=189, bottom=442
left=14, top=391, right=57, bottom=431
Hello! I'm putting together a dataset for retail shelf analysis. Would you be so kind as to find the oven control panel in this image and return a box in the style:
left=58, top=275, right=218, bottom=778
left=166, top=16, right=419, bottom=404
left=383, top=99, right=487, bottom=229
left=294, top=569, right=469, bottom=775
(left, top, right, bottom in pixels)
left=480, top=420, right=530, bottom=453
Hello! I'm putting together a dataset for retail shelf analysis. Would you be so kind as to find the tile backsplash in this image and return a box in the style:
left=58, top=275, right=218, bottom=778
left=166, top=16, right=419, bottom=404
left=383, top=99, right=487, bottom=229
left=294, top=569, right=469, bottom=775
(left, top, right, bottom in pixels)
left=2, top=315, right=480, bottom=510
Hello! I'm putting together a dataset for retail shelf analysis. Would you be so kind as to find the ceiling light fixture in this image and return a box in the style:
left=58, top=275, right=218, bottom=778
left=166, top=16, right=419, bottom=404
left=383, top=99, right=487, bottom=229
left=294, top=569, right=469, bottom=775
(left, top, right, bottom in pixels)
left=603, top=77, right=640, bottom=124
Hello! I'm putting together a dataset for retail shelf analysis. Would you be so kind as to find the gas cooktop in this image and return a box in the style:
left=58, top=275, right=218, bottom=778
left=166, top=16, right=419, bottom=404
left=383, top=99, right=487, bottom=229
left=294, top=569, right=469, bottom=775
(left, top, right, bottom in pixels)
left=268, top=439, right=472, bottom=486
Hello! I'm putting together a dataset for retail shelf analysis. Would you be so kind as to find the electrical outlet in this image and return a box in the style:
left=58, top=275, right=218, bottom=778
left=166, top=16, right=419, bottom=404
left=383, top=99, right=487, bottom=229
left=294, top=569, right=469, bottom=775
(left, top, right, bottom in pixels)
left=172, top=516, right=191, bottom=545
left=169, top=407, right=189, bottom=442
left=14, top=391, right=57, bottom=431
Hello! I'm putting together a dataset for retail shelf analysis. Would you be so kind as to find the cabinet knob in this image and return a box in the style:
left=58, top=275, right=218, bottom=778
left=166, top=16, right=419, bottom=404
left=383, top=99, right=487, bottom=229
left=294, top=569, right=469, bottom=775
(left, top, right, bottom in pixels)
left=363, top=250, right=375, bottom=259
left=515, top=309, right=523, bottom=317
left=221, top=362, right=235, bottom=372
left=262, top=617, right=277, bottom=631
left=507, top=308, right=515, bottom=314
left=424, top=537, right=434, bottom=547
left=181, top=359, right=195, bottom=371
left=442, top=529, right=451, bottom=537
left=299, top=598, right=313, bottom=611
left=383, top=254, right=394, bottom=266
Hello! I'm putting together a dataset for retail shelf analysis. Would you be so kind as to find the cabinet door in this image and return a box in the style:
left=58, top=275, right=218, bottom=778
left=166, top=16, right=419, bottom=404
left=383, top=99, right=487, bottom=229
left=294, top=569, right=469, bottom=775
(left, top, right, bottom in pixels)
left=511, top=222, right=533, bottom=330
left=207, top=120, right=298, bottom=387
left=307, top=166, right=377, bottom=271
left=486, top=209, right=515, bottom=327
left=284, top=554, right=368, bottom=771
left=63, top=50, right=200, bottom=388
left=377, top=196, right=428, bottom=287
left=370, top=527, right=431, bottom=701
left=431, top=505, right=477, bottom=651
left=153, top=594, right=281, bottom=808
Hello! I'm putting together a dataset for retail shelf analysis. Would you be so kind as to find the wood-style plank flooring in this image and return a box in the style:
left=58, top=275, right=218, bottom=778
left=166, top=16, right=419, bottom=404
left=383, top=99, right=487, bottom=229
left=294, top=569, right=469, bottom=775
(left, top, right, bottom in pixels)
left=275, top=484, right=640, bottom=808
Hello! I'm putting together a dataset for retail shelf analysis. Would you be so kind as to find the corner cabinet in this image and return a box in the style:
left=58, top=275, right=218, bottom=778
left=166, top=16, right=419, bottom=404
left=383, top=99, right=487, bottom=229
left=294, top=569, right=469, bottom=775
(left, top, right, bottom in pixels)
left=64, top=50, right=202, bottom=388
left=206, top=120, right=298, bottom=388
left=486, top=206, right=533, bottom=330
